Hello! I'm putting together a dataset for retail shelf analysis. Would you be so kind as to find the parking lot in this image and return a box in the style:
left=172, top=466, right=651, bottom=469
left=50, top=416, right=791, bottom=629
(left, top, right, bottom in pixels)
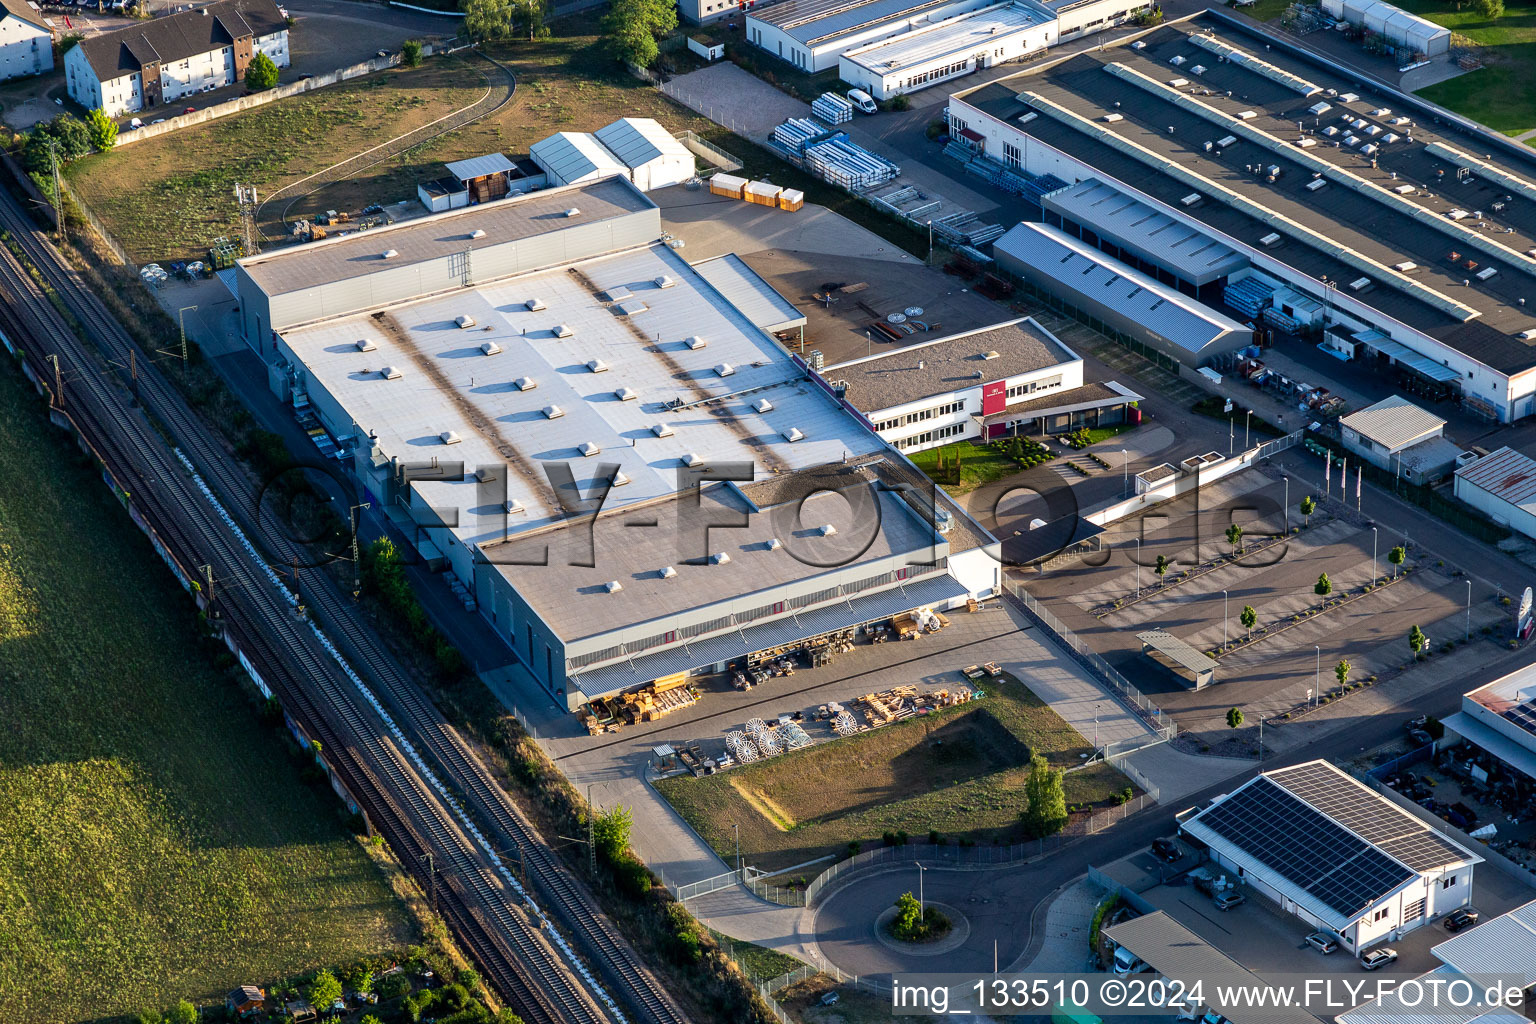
left=1023, top=465, right=1510, bottom=745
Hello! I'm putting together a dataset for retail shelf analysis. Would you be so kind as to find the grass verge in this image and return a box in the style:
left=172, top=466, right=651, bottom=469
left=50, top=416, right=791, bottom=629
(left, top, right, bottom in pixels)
left=0, top=351, right=410, bottom=1022
left=655, top=673, right=1129, bottom=871
left=1394, top=0, right=1536, bottom=133
left=906, top=441, right=1023, bottom=494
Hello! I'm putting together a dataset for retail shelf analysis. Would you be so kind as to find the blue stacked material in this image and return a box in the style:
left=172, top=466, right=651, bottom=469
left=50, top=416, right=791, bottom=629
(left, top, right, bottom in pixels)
left=1262, top=306, right=1303, bottom=333
left=1224, top=277, right=1275, bottom=318
left=942, top=141, right=975, bottom=164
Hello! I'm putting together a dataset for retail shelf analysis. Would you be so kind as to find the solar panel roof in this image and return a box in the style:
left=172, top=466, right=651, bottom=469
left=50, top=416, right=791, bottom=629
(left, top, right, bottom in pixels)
left=1194, top=778, right=1415, bottom=918
left=1505, top=698, right=1536, bottom=738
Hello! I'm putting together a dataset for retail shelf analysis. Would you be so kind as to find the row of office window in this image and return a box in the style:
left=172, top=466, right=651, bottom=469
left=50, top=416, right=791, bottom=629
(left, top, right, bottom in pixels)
left=1007, top=374, right=1064, bottom=399
left=903, top=59, right=970, bottom=90
left=872, top=400, right=965, bottom=432
left=894, top=422, right=967, bottom=450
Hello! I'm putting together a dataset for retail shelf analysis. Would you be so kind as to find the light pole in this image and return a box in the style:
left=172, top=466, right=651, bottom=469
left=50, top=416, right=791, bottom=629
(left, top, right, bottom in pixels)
left=916, top=861, right=925, bottom=915
left=1223, top=590, right=1228, bottom=649
left=1466, top=579, right=1472, bottom=641
left=177, top=304, right=198, bottom=367
left=1244, top=409, right=1252, bottom=448
left=1314, top=645, right=1320, bottom=707
left=349, top=502, right=372, bottom=595
left=1135, top=536, right=1142, bottom=594
left=1283, top=475, right=1289, bottom=534
left=1122, top=449, right=1129, bottom=498
left=1229, top=416, right=1234, bottom=454
left=1372, top=526, right=1378, bottom=583
left=1094, top=703, right=1101, bottom=751
left=732, top=822, right=741, bottom=877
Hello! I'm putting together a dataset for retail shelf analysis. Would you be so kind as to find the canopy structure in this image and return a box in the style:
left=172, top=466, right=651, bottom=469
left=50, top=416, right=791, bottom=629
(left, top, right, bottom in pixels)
left=1138, top=629, right=1217, bottom=689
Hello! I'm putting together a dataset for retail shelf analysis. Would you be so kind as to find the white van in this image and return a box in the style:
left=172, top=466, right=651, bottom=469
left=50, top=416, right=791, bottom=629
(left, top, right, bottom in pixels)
left=1112, top=946, right=1150, bottom=976
left=846, top=88, right=878, bottom=114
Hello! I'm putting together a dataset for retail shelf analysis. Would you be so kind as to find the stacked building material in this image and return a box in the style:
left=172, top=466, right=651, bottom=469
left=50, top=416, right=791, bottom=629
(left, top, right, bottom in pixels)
left=803, top=137, right=899, bottom=189
left=780, top=720, right=812, bottom=749
left=709, top=172, right=747, bottom=198
left=772, top=118, right=828, bottom=152
left=812, top=91, right=853, bottom=125
left=1224, top=277, right=1276, bottom=318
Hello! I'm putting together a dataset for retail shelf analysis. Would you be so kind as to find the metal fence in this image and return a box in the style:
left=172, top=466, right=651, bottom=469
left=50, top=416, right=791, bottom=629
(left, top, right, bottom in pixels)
left=677, top=130, right=744, bottom=172
left=1254, top=429, right=1303, bottom=460
left=1367, top=741, right=1435, bottom=780
left=1006, top=582, right=1176, bottom=740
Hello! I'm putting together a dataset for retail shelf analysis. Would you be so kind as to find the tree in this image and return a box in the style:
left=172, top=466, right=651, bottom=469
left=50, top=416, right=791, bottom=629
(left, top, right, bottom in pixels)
left=462, top=0, right=514, bottom=40
left=1409, top=624, right=1428, bottom=656
left=168, top=1001, right=196, bottom=1024
left=308, top=969, right=343, bottom=1010
left=1335, top=659, right=1351, bottom=689
left=600, top=0, right=676, bottom=68
left=512, top=0, right=546, bottom=39
left=1475, top=0, right=1504, bottom=17
left=1226, top=707, right=1244, bottom=729
left=1021, top=752, right=1068, bottom=838
left=1240, top=604, right=1257, bottom=635
left=1388, top=545, right=1405, bottom=579
left=402, top=38, right=423, bottom=67
left=1154, top=554, right=1169, bottom=585
left=894, top=891, right=923, bottom=935
left=245, top=50, right=280, bottom=91
left=1225, top=522, right=1244, bottom=556
left=1300, top=495, right=1316, bottom=527
left=22, top=113, right=92, bottom=172
left=85, top=107, right=118, bottom=152
left=592, top=804, right=633, bottom=864
left=1314, top=572, right=1333, bottom=605
left=495, top=1012, right=528, bottom=1024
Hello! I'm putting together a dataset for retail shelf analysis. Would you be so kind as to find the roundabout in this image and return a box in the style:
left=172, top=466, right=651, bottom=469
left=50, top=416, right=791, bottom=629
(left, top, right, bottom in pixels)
left=873, top=901, right=970, bottom=957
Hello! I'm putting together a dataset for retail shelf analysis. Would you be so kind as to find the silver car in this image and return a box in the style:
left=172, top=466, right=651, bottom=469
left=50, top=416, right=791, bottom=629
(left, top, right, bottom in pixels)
left=1361, top=948, right=1398, bottom=970
left=1305, top=932, right=1339, bottom=955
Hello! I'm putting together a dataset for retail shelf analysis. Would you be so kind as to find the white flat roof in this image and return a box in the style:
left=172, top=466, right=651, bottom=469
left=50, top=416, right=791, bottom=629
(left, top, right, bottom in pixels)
left=280, top=242, right=885, bottom=555
left=444, top=152, right=517, bottom=181
left=843, top=1, right=1052, bottom=74
left=691, top=253, right=806, bottom=334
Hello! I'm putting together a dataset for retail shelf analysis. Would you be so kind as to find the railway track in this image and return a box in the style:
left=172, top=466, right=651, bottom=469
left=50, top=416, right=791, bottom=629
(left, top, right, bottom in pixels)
left=0, top=200, right=603, bottom=1024
left=0, top=174, right=687, bottom=1024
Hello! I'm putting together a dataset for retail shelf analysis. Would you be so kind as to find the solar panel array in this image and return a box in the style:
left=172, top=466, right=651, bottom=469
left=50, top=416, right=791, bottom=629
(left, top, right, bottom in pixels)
left=1268, top=762, right=1469, bottom=871
left=1194, top=779, right=1414, bottom=918
left=1503, top=698, right=1536, bottom=738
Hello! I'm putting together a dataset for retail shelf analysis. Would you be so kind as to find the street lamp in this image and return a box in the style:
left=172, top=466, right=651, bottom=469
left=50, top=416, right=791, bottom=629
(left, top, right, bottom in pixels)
left=1094, top=703, right=1101, bottom=751
left=1314, top=645, right=1320, bottom=707
left=1245, top=409, right=1253, bottom=448
left=1223, top=589, right=1228, bottom=649
left=1122, top=449, right=1129, bottom=498
left=177, top=304, right=198, bottom=367
left=916, top=861, right=926, bottom=914
left=1372, top=526, right=1378, bottom=584
left=349, top=502, right=372, bottom=595
left=1135, top=536, right=1142, bottom=594
left=1466, top=579, right=1472, bottom=641
left=732, top=822, right=742, bottom=876
left=1283, top=475, right=1289, bottom=534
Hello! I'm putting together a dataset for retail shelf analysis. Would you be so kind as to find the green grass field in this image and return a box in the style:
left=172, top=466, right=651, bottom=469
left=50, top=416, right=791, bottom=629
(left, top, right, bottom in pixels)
left=0, top=366, right=409, bottom=1022
left=1398, top=0, right=1536, bottom=134
left=906, top=442, right=1021, bottom=494
left=655, top=673, right=1129, bottom=871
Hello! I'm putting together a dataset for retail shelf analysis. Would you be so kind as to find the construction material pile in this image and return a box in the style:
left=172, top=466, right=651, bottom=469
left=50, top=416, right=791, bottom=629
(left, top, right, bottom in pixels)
left=771, top=118, right=899, bottom=190
left=726, top=731, right=761, bottom=763
left=779, top=719, right=812, bottom=749
left=812, top=92, right=853, bottom=125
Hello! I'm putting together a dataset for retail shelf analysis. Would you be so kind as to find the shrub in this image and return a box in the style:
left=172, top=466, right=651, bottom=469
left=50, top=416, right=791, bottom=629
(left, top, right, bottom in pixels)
left=245, top=50, right=280, bottom=91
left=402, top=38, right=423, bottom=67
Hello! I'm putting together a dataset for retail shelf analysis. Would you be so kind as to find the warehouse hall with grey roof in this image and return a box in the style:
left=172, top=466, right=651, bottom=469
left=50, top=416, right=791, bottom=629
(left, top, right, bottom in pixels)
left=948, top=14, right=1536, bottom=421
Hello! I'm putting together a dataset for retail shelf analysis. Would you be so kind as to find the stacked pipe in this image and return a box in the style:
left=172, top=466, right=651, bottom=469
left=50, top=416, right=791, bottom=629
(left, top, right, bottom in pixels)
left=812, top=92, right=853, bottom=125
left=803, top=137, right=899, bottom=189
left=773, top=118, right=828, bottom=153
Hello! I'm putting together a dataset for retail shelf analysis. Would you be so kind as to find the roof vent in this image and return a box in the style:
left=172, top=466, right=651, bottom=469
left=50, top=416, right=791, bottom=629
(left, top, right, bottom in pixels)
left=610, top=469, right=631, bottom=487
left=681, top=452, right=703, bottom=467
left=753, top=398, right=774, bottom=413
left=504, top=498, right=525, bottom=515
left=552, top=324, right=574, bottom=338
left=469, top=229, right=486, bottom=239
left=355, top=338, right=377, bottom=352
left=456, top=315, right=477, bottom=329
left=440, top=430, right=462, bottom=445
left=711, top=552, right=731, bottom=565
left=587, top=358, right=610, bottom=373
left=1393, top=261, right=1418, bottom=273
left=1348, top=277, right=1371, bottom=292
left=604, top=580, right=622, bottom=593
left=1519, top=328, right=1536, bottom=341
left=564, top=207, right=581, bottom=218
left=474, top=467, right=496, bottom=482
left=982, top=351, right=1000, bottom=360
left=819, top=524, right=837, bottom=536
left=381, top=366, right=403, bottom=379
left=651, top=422, right=674, bottom=437
left=480, top=341, right=502, bottom=355
left=577, top=441, right=602, bottom=457
left=514, top=376, right=537, bottom=391
left=543, top=404, right=564, bottom=419
left=525, top=298, right=546, bottom=311
left=1259, top=232, right=1282, bottom=247
left=654, top=275, right=676, bottom=289
left=615, top=386, right=638, bottom=401
left=659, top=565, right=677, bottom=579
left=685, top=336, right=708, bottom=350
left=766, top=538, right=782, bottom=551
left=381, top=249, right=398, bottom=259
left=782, top=427, right=805, bottom=442
left=715, top=363, right=735, bottom=377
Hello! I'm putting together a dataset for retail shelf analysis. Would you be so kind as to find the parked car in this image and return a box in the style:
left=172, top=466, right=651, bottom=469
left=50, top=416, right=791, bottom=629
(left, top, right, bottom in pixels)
left=1305, top=932, right=1339, bottom=954
left=846, top=88, right=878, bottom=114
left=1151, top=838, right=1182, bottom=863
left=1214, top=892, right=1246, bottom=911
left=819, top=992, right=839, bottom=1006
left=1361, top=948, right=1398, bottom=970
left=1408, top=728, right=1433, bottom=747
left=1444, top=909, right=1480, bottom=932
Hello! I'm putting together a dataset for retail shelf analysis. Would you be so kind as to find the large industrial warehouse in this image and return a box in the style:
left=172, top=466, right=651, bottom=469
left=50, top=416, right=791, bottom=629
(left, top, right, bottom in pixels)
left=948, top=16, right=1536, bottom=421
left=231, top=178, right=1001, bottom=711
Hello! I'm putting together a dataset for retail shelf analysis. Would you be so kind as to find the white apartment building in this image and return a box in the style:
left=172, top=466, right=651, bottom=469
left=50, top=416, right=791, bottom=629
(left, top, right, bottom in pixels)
left=0, top=0, right=52, bottom=82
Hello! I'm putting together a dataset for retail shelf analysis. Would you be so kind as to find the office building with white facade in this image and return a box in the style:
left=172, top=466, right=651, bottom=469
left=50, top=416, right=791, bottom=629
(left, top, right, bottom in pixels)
left=66, top=0, right=287, bottom=116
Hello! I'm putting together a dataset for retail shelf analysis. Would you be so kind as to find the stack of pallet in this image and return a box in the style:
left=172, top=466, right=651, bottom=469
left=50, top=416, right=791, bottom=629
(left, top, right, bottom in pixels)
left=812, top=92, right=853, bottom=125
